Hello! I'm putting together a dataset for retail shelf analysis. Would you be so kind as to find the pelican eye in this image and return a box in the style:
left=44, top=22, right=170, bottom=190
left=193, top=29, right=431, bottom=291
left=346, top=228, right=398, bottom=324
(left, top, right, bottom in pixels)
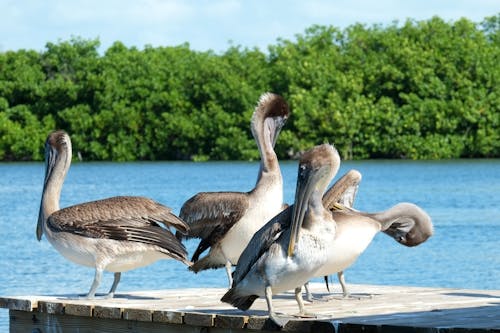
left=298, top=164, right=308, bottom=178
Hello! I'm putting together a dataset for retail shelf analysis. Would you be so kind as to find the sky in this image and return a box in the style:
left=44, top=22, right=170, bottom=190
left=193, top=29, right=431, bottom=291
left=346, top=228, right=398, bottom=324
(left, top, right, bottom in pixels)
left=0, top=0, right=498, bottom=53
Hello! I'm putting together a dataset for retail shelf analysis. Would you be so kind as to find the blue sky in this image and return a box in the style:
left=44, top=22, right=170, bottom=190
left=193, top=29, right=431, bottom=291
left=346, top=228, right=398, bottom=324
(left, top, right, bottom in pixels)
left=0, top=0, right=498, bottom=53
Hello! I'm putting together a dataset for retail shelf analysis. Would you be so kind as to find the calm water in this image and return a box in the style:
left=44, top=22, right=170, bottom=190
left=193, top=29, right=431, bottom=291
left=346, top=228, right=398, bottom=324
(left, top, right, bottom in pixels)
left=1, top=159, right=499, bottom=329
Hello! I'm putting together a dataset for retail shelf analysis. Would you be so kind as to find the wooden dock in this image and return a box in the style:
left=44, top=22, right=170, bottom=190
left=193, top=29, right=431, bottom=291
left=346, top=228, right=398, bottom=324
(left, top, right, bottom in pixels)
left=1, top=283, right=499, bottom=332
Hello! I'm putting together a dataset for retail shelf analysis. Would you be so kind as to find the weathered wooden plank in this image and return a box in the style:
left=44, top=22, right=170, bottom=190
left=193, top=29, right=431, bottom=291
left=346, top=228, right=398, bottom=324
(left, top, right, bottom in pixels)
left=246, top=316, right=281, bottom=331
left=183, top=311, right=214, bottom=327
left=9, top=310, right=197, bottom=333
left=152, top=309, right=184, bottom=324
left=93, top=305, right=122, bottom=319
left=246, top=316, right=336, bottom=333
left=282, top=319, right=328, bottom=333
left=122, top=308, right=152, bottom=321
left=37, top=300, right=65, bottom=315
left=0, top=297, right=35, bottom=312
left=215, top=313, right=248, bottom=328
left=64, top=303, right=93, bottom=317
left=1, top=283, right=499, bottom=332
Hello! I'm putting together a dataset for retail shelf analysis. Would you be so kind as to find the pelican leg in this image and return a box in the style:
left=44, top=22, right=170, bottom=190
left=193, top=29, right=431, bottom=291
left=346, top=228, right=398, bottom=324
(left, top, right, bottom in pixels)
left=336, top=271, right=372, bottom=300
left=294, top=286, right=316, bottom=318
left=312, top=271, right=351, bottom=301
left=265, top=286, right=288, bottom=327
left=105, top=272, right=121, bottom=299
left=324, top=275, right=331, bottom=292
left=338, top=271, right=350, bottom=298
left=304, top=280, right=333, bottom=303
left=295, top=286, right=305, bottom=313
left=304, top=282, right=314, bottom=302
left=85, top=267, right=104, bottom=299
left=225, top=260, right=233, bottom=288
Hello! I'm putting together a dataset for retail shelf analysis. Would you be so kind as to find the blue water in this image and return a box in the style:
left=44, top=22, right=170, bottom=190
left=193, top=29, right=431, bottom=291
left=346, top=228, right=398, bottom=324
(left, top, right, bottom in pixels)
left=1, top=159, right=499, bottom=329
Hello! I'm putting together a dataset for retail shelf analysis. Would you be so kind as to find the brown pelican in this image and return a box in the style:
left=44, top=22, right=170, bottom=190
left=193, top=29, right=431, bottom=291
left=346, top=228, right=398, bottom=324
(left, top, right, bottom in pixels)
left=307, top=170, right=433, bottom=301
left=221, top=144, right=340, bottom=327
left=222, top=144, right=434, bottom=326
left=177, top=92, right=289, bottom=286
left=303, top=169, right=362, bottom=300
left=37, top=130, right=190, bottom=299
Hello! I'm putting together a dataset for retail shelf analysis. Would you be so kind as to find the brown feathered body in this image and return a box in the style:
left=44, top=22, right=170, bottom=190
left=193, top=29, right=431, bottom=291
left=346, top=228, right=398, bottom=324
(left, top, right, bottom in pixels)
left=37, top=130, right=190, bottom=298
left=178, top=93, right=289, bottom=277
left=44, top=196, right=190, bottom=272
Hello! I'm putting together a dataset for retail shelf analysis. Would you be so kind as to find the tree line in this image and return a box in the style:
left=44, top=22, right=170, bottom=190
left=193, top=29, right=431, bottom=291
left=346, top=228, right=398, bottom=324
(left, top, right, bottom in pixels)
left=0, top=15, right=498, bottom=161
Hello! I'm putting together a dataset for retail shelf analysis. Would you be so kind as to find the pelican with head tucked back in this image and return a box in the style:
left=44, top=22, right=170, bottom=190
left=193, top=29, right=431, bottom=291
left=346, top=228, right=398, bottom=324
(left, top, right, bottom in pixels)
left=305, top=169, right=433, bottom=301
left=177, top=92, right=289, bottom=286
left=303, top=168, right=362, bottom=300
left=37, top=130, right=191, bottom=299
left=221, top=144, right=340, bottom=327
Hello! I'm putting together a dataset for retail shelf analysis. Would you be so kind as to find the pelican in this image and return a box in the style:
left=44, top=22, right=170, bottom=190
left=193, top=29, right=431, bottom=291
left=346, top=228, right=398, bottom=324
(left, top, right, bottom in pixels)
left=303, top=169, right=362, bottom=300
left=222, top=144, right=434, bottom=326
left=221, top=144, right=340, bottom=327
left=306, top=170, right=433, bottom=301
left=177, top=92, right=289, bottom=286
left=37, top=130, right=190, bottom=299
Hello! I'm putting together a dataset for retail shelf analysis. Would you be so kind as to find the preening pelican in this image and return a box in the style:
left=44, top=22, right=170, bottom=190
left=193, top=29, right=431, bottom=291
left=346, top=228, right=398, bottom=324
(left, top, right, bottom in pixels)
left=37, top=130, right=190, bottom=298
left=177, top=92, right=289, bottom=286
left=307, top=171, right=433, bottom=300
left=303, top=169, right=362, bottom=300
left=221, top=144, right=340, bottom=327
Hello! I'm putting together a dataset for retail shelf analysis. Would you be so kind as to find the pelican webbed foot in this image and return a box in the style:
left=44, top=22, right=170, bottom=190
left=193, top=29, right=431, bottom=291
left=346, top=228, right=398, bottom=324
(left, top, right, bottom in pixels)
left=268, top=312, right=291, bottom=328
left=343, top=293, right=373, bottom=300
left=320, top=292, right=374, bottom=301
left=76, top=293, right=113, bottom=300
left=293, top=311, right=317, bottom=318
left=264, top=286, right=291, bottom=327
left=103, top=292, right=116, bottom=299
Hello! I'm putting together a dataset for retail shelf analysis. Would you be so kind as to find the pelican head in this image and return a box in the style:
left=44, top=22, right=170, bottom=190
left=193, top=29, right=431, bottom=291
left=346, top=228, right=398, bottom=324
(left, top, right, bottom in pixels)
left=37, top=130, right=72, bottom=241
left=379, top=203, right=433, bottom=247
left=288, top=144, right=340, bottom=257
left=251, top=92, right=289, bottom=150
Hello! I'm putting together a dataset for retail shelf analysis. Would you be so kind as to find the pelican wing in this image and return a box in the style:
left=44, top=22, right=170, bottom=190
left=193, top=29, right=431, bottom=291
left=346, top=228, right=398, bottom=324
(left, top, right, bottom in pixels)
left=47, top=196, right=189, bottom=259
left=178, top=191, right=249, bottom=242
left=323, top=170, right=361, bottom=210
left=232, top=206, right=292, bottom=286
left=337, top=184, right=359, bottom=207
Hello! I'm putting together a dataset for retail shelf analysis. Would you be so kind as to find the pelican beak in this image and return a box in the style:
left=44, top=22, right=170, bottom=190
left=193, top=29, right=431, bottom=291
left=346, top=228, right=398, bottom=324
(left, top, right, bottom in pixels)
left=36, top=142, right=56, bottom=241
left=36, top=213, right=43, bottom=241
left=287, top=166, right=315, bottom=257
left=264, top=116, right=286, bottom=148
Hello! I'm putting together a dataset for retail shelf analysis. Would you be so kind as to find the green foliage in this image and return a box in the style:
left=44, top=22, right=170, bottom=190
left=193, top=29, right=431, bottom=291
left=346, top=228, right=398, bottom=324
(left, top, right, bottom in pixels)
left=0, top=15, right=498, bottom=161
